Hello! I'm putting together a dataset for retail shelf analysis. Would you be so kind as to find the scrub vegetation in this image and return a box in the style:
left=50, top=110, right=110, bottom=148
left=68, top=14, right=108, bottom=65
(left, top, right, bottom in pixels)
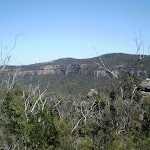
left=0, top=38, right=150, bottom=150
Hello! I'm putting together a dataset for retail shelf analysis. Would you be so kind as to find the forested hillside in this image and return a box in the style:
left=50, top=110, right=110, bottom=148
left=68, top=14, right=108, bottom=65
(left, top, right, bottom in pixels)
left=5, top=53, right=150, bottom=96
left=0, top=53, right=150, bottom=149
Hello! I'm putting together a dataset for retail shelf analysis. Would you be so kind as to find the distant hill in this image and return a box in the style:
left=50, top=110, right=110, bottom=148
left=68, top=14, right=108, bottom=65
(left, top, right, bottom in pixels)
left=5, top=53, right=150, bottom=96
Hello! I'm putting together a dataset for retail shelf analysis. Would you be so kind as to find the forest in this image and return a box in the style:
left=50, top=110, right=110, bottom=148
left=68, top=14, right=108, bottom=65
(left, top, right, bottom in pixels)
left=0, top=42, right=150, bottom=150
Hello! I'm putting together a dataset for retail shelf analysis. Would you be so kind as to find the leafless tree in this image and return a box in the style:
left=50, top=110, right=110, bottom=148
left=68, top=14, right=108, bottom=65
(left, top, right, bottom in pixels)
left=88, top=31, right=150, bottom=135
left=0, top=34, right=23, bottom=91
left=0, top=34, right=24, bottom=150
left=0, top=34, right=23, bottom=73
left=22, top=81, right=56, bottom=121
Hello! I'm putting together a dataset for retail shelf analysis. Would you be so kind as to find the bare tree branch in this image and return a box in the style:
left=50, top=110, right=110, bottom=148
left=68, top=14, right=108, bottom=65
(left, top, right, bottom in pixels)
left=0, top=34, right=23, bottom=73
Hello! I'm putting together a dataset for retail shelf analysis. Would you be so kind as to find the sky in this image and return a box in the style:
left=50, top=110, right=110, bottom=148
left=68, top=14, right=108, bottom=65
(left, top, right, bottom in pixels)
left=0, top=0, right=150, bottom=65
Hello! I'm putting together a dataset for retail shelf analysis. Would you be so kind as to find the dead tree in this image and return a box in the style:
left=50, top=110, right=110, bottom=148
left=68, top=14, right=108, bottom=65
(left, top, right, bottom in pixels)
left=0, top=34, right=23, bottom=91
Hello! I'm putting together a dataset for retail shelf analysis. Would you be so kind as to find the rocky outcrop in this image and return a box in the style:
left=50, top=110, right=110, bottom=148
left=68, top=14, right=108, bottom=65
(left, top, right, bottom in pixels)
left=137, top=78, right=150, bottom=97
left=94, top=70, right=108, bottom=78
left=65, top=63, right=87, bottom=75
left=16, top=65, right=61, bottom=76
left=37, top=65, right=60, bottom=75
left=10, top=61, right=148, bottom=81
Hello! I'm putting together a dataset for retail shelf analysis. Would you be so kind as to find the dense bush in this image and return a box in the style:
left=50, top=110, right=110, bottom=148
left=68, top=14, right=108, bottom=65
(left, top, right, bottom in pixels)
left=0, top=76, right=150, bottom=149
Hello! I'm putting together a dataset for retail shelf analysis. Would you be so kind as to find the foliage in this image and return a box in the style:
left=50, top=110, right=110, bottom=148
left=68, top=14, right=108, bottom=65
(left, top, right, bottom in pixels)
left=0, top=84, right=60, bottom=149
left=26, top=106, right=60, bottom=149
left=0, top=72, right=150, bottom=149
left=0, top=84, right=26, bottom=148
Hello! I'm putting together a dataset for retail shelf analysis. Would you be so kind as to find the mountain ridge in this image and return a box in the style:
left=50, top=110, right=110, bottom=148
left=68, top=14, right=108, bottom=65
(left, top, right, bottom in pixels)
left=4, top=53, right=150, bottom=96
left=14, top=53, right=149, bottom=77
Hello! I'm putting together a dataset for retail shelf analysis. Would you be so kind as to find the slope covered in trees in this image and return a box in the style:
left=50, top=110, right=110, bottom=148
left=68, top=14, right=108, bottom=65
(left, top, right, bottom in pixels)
left=0, top=53, right=150, bottom=149
left=0, top=77, right=150, bottom=149
left=12, top=53, right=150, bottom=96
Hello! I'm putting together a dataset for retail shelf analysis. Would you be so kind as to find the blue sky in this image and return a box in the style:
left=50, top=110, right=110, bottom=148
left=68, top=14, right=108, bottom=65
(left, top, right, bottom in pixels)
left=0, top=0, right=150, bottom=65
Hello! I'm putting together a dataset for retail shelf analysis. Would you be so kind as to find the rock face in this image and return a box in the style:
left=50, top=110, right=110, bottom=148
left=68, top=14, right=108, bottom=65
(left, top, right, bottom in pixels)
left=138, top=78, right=150, bottom=97
left=140, top=78, right=150, bottom=89
left=94, top=70, right=108, bottom=78
left=15, top=62, right=148, bottom=80
left=37, top=65, right=60, bottom=75
left=18, top=63, right=121, bottom=78
left=65, top=64, right=87, bottom=75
